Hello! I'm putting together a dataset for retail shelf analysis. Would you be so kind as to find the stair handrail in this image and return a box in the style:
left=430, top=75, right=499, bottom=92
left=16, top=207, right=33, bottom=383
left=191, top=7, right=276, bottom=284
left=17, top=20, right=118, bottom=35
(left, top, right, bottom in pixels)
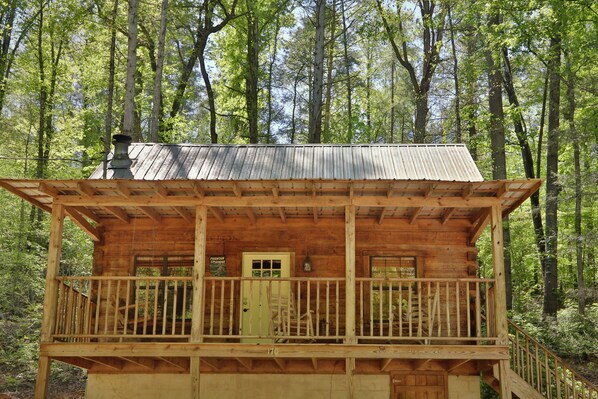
left=508, top=319, right=598, bottom=399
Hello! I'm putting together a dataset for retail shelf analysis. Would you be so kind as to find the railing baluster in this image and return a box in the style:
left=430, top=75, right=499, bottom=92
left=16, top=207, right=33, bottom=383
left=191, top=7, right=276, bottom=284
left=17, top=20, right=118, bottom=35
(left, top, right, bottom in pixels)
left=210, top=279, right=216, bottom=335
left=172, top=280, right=178, bottom=336
left=228, top=280, right=234, bottom=336
left=475, top=281, right=481, bottom=338
left=219, top=279, right=225, bottom=336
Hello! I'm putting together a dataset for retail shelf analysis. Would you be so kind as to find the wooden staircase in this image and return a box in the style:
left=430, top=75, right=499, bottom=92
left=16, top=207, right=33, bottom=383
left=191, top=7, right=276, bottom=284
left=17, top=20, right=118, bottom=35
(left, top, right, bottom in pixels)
left=483, top=320, right=598, bottom=398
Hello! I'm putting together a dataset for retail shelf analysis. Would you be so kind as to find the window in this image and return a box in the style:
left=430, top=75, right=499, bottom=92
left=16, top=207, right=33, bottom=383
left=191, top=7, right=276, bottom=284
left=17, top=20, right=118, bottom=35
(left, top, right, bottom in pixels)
left=370, top=256, right=417, bottom=322
left=134, top=255, right=194, bottom=320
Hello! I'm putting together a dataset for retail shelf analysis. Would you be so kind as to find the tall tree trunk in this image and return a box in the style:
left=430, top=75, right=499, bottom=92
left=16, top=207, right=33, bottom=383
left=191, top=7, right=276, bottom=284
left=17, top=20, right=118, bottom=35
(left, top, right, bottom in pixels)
left=123, top=0, right=138, bottom=137
left=537, top=70, right=549, bottom=180
left=309, top=0, right=325, bottom=143
left=197, top=39, right=218, bottom=144
left=246, top=2, right=259, bottom=144
left=265, top=18, right=281, bottom=144
left=365, top=47, right=372, bottom=139
left=149, top=0, right=168, bottom=143
left=103, top=0, right=119, bottom=178
left=564, top=55, right=584, bottom=314
left=322, top=0, right=336, bottom=141
left=447, top=5, right=461, bottom=142
left=544, top=34, right=561, bottom=317
left=464, top=32, right=478, bottom=161
left=340, top=0, right=352, bottom=142
left=485, top=11, right=512, bottom=310
left=290, top=67, right=302, bottom=144
left=36, top=5, right=46, bottom=182
left=390, top=58, right=395, bottom=143
left=502, top=47, right=547, bottom=279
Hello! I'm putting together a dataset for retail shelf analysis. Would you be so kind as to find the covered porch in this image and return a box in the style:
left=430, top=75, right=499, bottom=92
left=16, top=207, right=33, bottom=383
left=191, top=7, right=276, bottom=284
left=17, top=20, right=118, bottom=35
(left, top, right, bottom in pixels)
left=0, top=174, right=540, bottom=398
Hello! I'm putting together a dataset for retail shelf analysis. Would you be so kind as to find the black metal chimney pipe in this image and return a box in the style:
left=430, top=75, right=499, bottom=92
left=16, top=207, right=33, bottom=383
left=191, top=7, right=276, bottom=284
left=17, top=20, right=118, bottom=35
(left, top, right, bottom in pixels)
left=110, top=134, right=132, bottom=169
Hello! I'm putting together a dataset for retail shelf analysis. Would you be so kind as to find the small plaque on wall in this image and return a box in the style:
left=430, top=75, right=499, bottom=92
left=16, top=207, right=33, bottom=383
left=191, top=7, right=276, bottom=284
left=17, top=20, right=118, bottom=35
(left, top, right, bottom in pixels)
left=209, top=256, right=226, bottom=276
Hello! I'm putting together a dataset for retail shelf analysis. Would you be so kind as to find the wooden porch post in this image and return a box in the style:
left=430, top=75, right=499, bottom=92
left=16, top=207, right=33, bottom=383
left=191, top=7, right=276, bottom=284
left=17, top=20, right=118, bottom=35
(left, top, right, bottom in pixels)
left=345, top=205, right=356, bottom=398
left=490, top=204, right=512, bottom=399
left=191, top=205, right=207, bottom=399
left=35, top=204, right=65, bottom=399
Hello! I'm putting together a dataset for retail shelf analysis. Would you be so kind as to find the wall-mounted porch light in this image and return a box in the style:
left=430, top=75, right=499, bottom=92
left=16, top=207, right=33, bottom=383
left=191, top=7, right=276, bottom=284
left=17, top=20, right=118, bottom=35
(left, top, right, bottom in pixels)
left=303, top=254, right=313, bottom=272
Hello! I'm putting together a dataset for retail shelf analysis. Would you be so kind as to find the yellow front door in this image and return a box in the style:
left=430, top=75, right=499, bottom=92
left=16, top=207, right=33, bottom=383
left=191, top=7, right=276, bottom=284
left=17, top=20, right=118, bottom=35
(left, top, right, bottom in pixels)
left=241, top=252, right=290, bottom=343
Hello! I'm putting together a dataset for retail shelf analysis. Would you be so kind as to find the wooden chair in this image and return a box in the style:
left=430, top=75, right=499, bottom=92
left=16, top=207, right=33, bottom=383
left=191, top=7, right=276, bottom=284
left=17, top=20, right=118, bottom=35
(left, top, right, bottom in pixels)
left=268, top=288, right=314, bottom=342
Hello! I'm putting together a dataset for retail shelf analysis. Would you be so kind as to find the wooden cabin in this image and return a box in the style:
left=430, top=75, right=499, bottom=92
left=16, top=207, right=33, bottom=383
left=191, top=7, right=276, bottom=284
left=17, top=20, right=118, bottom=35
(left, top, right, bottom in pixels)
left=1, top=142, right=576, bottom=399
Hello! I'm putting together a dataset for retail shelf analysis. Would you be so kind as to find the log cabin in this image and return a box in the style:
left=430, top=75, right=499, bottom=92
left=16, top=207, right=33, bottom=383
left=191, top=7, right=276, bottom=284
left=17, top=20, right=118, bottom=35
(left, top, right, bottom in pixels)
left=1, top=141, right=596, bottom=399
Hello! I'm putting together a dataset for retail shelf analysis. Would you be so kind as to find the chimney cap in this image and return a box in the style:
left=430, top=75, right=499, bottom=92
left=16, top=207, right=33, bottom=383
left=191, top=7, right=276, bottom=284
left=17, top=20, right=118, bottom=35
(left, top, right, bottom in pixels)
left=112, top=134, right=132, bottom=144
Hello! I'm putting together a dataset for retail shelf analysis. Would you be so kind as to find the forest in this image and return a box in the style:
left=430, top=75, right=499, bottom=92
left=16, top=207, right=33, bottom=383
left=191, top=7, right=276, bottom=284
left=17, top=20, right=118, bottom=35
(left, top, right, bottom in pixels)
left=0, top=0, right=596, bottom=397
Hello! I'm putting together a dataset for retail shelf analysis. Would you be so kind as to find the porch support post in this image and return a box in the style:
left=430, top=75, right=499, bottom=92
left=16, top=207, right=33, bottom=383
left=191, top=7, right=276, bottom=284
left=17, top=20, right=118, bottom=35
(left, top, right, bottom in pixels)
left=191, top=205, right=208, bottom=399
left=345, top=205, right=356, bottom=399
left=35, top=203, right=65, bottom=399
left=490, top=204, right=512, bottom=399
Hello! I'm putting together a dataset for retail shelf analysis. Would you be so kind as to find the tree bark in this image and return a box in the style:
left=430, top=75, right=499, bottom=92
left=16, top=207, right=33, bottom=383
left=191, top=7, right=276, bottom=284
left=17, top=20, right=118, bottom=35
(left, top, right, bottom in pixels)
left=265, top=18, right=281, bottom=144
left=390, top=58, right=395, bottom=143
left=544, top=34, right=561, bottom=317
left=485, top=10, right=512, bottom=309
left=340, top=0, right=352, bottom=142
left=447, top=5, right=461, bottom=142
left=322, top=0, right=336, bottom=141
left=309, top=0, right=325, bottom=143
left=502, top=47, right=547, bottom=278
left=564, top=54, right=584, bottom=314
left=123, top=0, right=138, bottom=137
left=246, top=1, right=259, bottom=143
left=149, top=0, right=168, bottom=143
left=103, top=0, right=119, bottom=178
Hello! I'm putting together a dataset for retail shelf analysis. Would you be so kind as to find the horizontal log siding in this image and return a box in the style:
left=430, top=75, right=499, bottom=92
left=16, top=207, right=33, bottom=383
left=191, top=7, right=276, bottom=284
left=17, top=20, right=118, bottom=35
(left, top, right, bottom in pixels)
left=92, top=217, right=477, bottom=338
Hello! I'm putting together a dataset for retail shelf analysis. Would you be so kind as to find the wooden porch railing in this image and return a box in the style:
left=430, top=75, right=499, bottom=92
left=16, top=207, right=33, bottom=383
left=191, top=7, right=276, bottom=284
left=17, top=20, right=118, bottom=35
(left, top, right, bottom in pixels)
left=55, top=276, right=193, bottom=341
left=509, top=320, right=598, bottom=399
left=356, top=278, right=497, bottom=343
left=52, top=276, right=499, bottom=344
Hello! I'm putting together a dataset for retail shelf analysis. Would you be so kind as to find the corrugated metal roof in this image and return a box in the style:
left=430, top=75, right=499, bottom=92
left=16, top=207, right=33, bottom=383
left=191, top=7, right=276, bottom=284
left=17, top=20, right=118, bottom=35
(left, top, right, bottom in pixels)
left=89, top=144, right=484, bottom=182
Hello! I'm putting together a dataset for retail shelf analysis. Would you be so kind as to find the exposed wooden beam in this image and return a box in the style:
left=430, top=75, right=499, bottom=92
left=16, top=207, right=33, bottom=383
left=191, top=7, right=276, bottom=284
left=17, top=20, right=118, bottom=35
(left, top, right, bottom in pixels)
left=82, top=357, right=123, bottom=371
left=312, top=207, right=318, bottom=224
left=245, top=208, right=257, bottom=225
left=121, top=357, right=155, bottom=370
left=445, top=359, right=470, bottom=373
left=201, top=358, right=220, bottom=370
left=424, top=184, right=436, bottom=198
left=410, top=359, right=431, bottom=371
left=441, top=208, right=457, bottom=225
left=158, top=357, right=189, bottom=371
left=155, top=182, right=169, bottom=199
left=138, top=206, right=162, bottom=222
left=278, top=208, right=286, bottom=223
left=232, top=182, right=242, bottom=197
left=38, top=182, right=60, bottom=198
left=378, top=208, right=387, bottom=224
left=0, top=181, right=51, bottom=212
left=191, top=182, right=204, bottom=199
left=462, top=185, right=474, bottom=199
left=410, top=207, right=423, bottom=224
left=235, top=358, right=252, bottom=370
left=469, top=209, right=491, bottom=245
left=209, top=206, right=225, bottom=223
left=64, top=206, right=101, bottom=241
left=495, top=183, right=508, bottom=199
left=77, top=182, right=96, bottom=197
left=71, top=206, right=101, bottom=224
left=348, top=183, right=354, bottom=200
left=105, top=206, right=130, bottom=223
left=387, top=183, right=395, bottom=198
left=115, top=182, right=131, bottom=198
left=273, top=358, right=286, bottom=371
left=271, top=185, right=280, bottom=198
left=54, top=194, right=502, bottom=208
left=57, top=356, right=94, bottom=369
left=42, top=343, right=510, bottom=360
left=174, top=206, right=194, bottom=224
left=311, top=357, right=318, bottom=370
left=380, top=358, right=393, bottom=371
